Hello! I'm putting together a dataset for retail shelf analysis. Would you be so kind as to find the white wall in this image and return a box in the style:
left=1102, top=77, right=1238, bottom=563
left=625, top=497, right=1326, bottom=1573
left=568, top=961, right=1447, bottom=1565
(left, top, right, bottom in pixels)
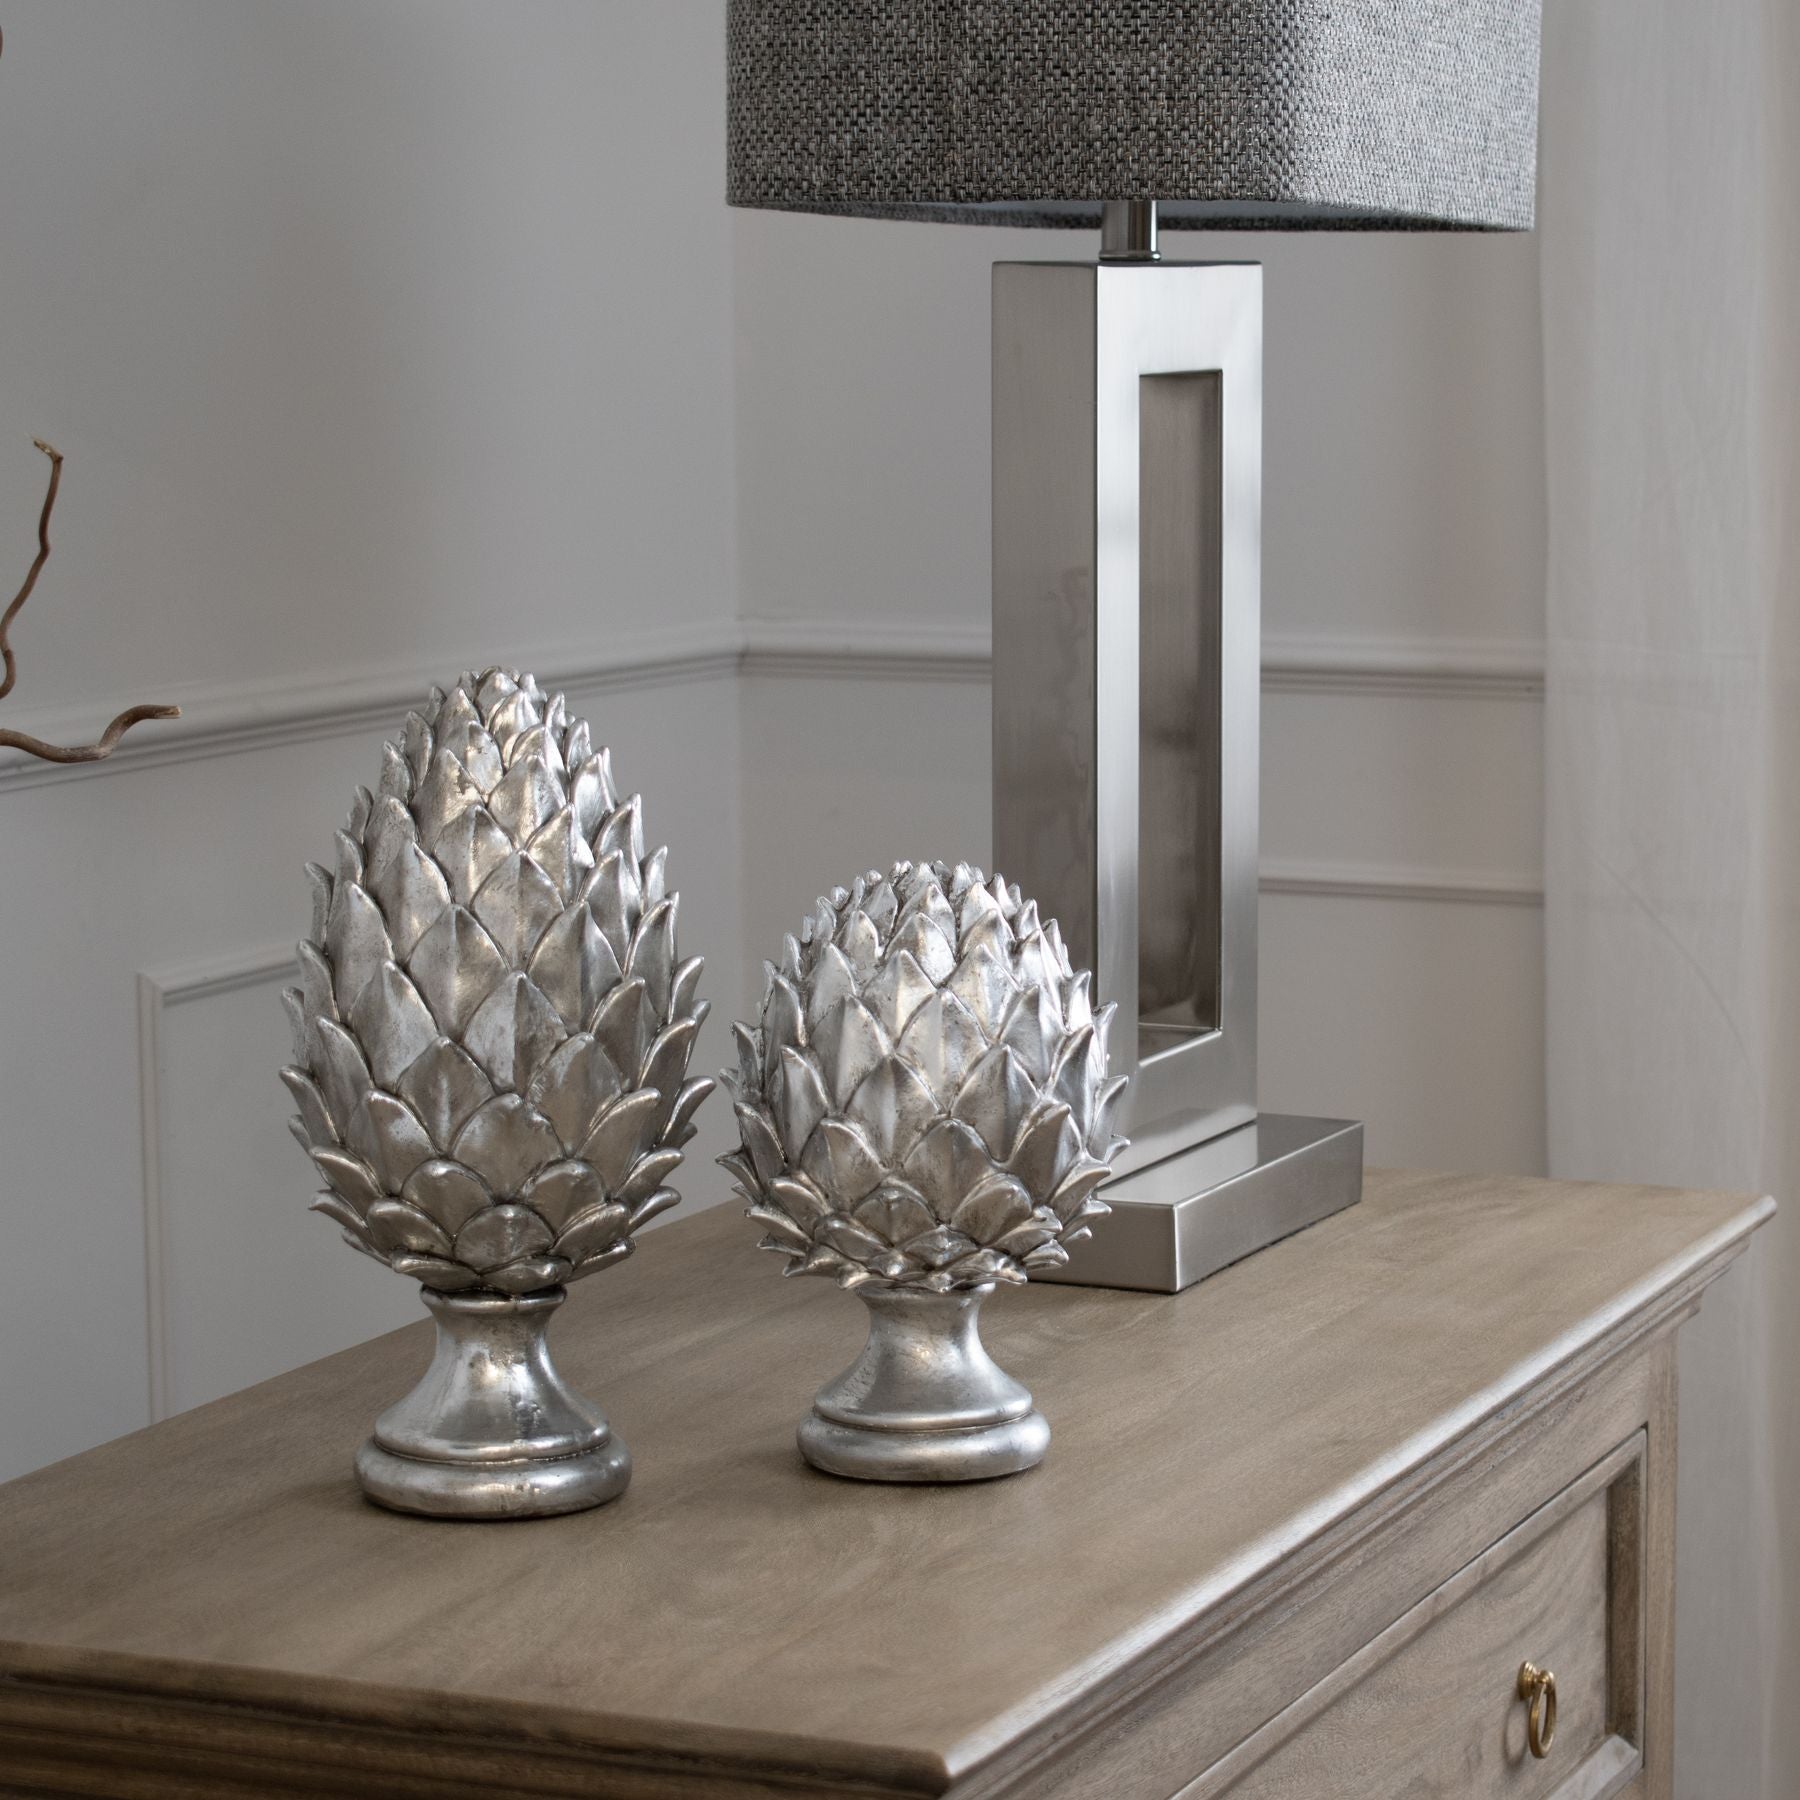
left=0, top=2, right=739, bottom=704
left=0, top=2, right=1551, bottom=1483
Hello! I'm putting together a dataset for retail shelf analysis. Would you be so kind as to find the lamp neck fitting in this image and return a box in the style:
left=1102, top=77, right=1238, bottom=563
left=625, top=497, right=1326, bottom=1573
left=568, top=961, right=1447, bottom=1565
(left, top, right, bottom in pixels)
left=1100, top=199, right=1160, bottom=262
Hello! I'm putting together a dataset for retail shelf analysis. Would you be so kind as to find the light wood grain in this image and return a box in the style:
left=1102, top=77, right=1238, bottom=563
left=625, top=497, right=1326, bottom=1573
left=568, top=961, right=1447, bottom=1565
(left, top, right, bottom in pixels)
left=1634, top=1337, right=1680, bottom=1800
left=0, top=1169, right=1769, bottom=1797
left=1001, top=1353, right=1673, bottom=1800
left=1191, top=1434, right=1642, bottom=1798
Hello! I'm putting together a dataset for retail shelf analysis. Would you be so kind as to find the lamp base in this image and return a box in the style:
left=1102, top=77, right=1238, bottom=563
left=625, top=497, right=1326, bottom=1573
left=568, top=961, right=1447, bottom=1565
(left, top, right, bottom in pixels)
left=1039, top=1114, right=1364, bottom=1293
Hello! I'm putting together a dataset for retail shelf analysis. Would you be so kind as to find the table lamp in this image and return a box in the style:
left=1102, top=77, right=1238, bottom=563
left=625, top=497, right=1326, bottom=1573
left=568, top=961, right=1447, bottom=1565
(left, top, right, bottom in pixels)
left=727, top=1, right=1541, bottom=1292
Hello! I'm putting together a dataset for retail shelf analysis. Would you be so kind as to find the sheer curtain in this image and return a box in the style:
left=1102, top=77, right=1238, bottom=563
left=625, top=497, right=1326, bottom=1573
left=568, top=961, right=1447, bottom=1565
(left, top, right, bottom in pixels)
left=1540, top=1, right=1799, bottom=1793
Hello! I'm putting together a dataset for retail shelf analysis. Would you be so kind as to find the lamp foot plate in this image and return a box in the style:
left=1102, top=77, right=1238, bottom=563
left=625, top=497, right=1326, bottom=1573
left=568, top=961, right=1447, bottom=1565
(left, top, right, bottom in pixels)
left=1040, top=1114, right=1364, bottom=1293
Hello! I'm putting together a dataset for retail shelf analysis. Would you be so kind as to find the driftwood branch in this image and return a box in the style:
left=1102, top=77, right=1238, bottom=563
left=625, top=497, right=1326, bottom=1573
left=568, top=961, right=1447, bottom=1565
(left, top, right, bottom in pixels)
left=0, top=439, right=180, bottom=764
left=0, top=702, right=184, bottom=765
left=0, top=438, right=62, bottom=703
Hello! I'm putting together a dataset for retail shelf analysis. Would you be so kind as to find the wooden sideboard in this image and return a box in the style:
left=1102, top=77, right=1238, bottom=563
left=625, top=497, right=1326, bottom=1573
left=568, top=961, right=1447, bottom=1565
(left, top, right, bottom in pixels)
left=0, top=1169, right=1771, bottom=1799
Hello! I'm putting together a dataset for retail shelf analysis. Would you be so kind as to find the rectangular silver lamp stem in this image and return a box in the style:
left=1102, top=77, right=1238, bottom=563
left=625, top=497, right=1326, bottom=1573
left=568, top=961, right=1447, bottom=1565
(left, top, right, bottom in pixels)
left=992, top=256, right=1363, bottom=1294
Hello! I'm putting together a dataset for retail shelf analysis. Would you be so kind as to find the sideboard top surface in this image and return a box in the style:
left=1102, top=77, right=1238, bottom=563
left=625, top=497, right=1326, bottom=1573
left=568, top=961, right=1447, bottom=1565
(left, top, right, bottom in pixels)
left=0, top=1169, right=1769, bottom=1790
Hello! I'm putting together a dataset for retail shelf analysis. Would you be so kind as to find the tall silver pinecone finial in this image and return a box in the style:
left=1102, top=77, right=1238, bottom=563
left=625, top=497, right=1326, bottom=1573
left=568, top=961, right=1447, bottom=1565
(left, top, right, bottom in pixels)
left=283, top=669, right=713, bottom=1518
left=722, top=860, right=1128, bottom=1482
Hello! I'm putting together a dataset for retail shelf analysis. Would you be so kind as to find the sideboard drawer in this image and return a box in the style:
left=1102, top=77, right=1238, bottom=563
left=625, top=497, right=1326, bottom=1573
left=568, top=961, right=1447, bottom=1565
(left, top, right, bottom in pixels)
left=1188, top=1431, right=1647, bottom=1800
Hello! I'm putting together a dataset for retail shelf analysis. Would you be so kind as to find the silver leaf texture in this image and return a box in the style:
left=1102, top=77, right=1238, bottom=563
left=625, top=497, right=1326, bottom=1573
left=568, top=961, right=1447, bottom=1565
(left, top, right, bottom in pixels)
left=721, top=860, right=1129, bottom=1292
left=283, top=669, right=714, bottom=1295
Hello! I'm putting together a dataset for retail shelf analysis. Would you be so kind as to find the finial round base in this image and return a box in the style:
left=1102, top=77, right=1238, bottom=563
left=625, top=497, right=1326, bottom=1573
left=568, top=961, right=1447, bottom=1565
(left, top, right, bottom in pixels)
left=355, top=1285, right=630, bottom=1520
left=355, top=1433, right=632, bottom=1519
left=798, top=1283, right=1050, bottom=1484
left=798, top=1408, right=1049, bottom=1483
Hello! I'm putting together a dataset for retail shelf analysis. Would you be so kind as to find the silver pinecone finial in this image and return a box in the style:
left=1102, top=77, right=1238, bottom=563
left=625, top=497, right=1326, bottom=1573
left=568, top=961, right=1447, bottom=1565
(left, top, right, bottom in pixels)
left=283, top=668, right=714, bottom=1518
left=722, top=859, right=1128, bottom=1483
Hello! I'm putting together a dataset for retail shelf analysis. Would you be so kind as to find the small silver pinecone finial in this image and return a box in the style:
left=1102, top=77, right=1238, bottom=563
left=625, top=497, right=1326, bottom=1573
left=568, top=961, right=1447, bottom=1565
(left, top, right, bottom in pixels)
left=722, top=859, right=1128, bottom=1482
left=282, top=668, right=714, bottom=1517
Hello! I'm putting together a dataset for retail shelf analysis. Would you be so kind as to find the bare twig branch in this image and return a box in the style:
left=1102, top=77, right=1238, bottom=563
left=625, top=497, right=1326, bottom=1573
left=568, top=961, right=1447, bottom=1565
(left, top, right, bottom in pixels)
left=0, top=703, right=182, bottom=765
left=1, top=439, right=180, bottom=764
left=0, top=439, right=62, bottom=702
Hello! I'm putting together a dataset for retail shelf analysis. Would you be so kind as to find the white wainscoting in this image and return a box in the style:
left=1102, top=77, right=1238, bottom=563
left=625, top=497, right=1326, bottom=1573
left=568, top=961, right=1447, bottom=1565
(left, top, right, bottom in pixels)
left=1258, top=862, right=1542, bottom=906
left=134, top=944, right=426, bottom=1423
left=0, top=627, right=743, bottom=794
left=137, top=945, right=295, bottom=1422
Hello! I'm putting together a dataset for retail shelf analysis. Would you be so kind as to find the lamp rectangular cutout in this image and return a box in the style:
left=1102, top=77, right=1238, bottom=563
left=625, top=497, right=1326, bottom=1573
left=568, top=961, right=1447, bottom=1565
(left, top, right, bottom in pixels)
left=1137, top=370, right=1224, bottom=1059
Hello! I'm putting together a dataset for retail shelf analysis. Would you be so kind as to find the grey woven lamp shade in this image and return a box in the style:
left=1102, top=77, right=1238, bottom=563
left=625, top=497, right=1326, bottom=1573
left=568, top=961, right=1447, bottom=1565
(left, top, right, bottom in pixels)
left=727, top=1, right=1540, bottom=231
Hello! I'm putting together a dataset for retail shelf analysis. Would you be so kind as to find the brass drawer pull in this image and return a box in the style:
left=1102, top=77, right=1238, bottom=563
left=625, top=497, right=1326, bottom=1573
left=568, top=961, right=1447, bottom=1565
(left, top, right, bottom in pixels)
left=1518, top=1662, right=1557, bottom=1758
